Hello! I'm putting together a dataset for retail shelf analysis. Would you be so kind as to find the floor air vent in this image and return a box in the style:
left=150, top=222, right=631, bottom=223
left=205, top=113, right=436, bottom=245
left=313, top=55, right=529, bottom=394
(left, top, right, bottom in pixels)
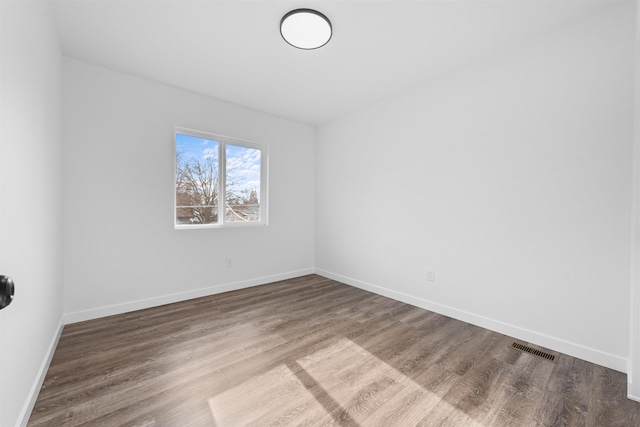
left=511, top=342, right=556, bottom=362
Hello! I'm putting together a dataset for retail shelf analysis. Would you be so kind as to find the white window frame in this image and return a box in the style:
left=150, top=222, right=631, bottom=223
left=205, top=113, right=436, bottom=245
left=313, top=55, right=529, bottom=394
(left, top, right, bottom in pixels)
left=174, top=126, right=269, bottom=229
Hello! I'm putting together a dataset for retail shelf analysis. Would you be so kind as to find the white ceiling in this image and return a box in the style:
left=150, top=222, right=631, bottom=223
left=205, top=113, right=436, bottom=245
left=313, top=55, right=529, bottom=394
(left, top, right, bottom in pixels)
left=51, top=0, right=621, bottom=126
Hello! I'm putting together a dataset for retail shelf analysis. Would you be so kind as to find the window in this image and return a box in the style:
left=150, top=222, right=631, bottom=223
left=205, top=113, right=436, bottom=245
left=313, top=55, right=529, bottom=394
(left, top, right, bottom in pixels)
left=175, top=127, right=267, bottom=228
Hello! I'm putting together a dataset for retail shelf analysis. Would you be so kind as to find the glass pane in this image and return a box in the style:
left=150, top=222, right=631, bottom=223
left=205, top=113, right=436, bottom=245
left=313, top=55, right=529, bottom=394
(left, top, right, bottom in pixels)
left=225, top=144, right=261, bottom=222
left=175, top=133, right=219, bottom=225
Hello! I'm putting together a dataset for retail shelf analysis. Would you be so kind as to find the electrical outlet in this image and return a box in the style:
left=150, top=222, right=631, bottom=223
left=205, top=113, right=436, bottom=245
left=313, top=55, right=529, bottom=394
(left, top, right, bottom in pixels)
left=225, top=257, right=233, bottom=267
left=427, top=269, right=435, bottom=282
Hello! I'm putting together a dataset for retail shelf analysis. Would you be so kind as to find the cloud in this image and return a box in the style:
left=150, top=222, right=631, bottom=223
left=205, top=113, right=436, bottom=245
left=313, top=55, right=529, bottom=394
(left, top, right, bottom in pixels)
left=202, top=147, right=218, bottom=159
left=226, top=148, right=260, bottom=179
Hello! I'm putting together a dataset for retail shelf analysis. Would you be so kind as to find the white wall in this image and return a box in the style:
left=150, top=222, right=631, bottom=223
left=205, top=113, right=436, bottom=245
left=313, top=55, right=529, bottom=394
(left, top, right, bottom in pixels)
left=628, top=0, right=640, bottom=400
left=316, top=2, right=635, bottom=372
left=63, top=58, right=315, bottom=320
left=0, top=1, right=65, bottom=426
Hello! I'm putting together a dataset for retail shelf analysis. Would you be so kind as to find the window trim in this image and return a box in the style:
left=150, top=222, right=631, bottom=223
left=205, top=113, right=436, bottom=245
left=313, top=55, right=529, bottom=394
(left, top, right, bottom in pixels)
left=174, top=126, right=269, bottom=229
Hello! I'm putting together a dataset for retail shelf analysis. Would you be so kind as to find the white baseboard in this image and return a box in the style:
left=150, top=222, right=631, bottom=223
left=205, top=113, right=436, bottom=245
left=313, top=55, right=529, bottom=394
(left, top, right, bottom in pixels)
left=64, top=268, right=315, bottom=324
left=628, top=385, right=640, bottom=403
left=628, top=374, right=640, bottom=402
left=17, top=317, right=64, bottom=427
left=315, top=268, right=628, bottom=374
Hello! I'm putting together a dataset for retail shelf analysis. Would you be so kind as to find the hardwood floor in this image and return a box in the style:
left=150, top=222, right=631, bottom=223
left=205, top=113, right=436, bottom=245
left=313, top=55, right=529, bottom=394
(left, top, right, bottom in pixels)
left=28, top=275, right=640, bottom=426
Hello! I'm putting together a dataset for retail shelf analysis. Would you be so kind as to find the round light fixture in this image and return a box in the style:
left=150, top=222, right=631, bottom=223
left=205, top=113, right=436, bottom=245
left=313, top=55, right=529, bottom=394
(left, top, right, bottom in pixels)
left=280, top=9, right=332, bottom=50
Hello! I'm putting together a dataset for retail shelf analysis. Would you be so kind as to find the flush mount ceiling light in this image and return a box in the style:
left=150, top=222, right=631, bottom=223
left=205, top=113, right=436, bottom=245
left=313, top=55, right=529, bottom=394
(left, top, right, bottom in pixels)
left=280, top=9, right=332, bottom=50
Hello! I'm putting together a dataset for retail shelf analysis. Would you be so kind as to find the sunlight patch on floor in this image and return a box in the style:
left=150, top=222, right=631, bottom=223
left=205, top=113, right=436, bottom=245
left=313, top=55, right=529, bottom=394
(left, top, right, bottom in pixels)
left=208, top=337, right=487, bottom=426
left=208, top=362, right=331, bottom=425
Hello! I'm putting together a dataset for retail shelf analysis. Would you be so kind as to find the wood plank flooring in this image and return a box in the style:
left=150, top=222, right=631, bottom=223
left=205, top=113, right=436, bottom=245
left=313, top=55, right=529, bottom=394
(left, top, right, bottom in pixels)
left=28, top=275, right=640, bottom=426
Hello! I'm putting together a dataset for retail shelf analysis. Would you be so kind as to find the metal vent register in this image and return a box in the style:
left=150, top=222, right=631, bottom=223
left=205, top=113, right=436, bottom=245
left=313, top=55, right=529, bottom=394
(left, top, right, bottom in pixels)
left=511, top=342, right=556, bottom=362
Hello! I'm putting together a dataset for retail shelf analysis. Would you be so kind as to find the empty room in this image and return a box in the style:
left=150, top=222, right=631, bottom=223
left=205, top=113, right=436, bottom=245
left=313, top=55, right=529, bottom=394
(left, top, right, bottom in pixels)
left=2, top=0, right=640, bottom=425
